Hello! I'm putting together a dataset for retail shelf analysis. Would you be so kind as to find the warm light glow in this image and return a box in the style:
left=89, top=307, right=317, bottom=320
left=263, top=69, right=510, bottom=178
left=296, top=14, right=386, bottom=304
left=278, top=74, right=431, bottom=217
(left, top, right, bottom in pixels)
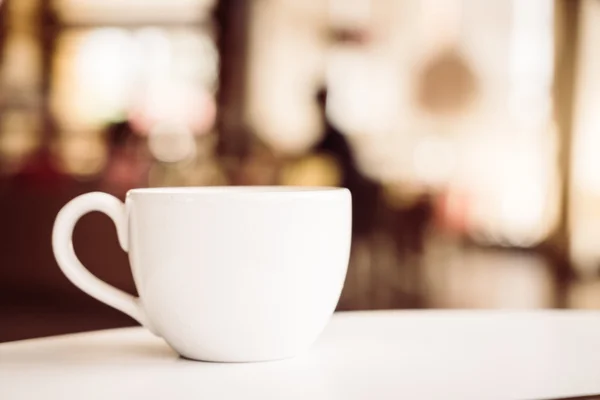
left=0, top=111, right=41, bottom=172
left=53, top=133, right=107, bottom=177
left=1, top=34, right=41, bottom=89
left=462, top=129, right=557, bottom=247
left=412, top=135, right=456, bottom=186
left=51, top=28, right=138, bottom=129
left=246, top=0, right=324, bottom=155
left=508, top=0, right=553, bottom=126
left=326, top=46, right=400, bottom=137
left=131, top=84, right=216, bottom=136
left=148, top=122, right=196, bottom=163
left=570, top=0, right=600, bottom=273
left=280, top=154, right=342, bottom=187
left=328, top=0, right=371, bottom=30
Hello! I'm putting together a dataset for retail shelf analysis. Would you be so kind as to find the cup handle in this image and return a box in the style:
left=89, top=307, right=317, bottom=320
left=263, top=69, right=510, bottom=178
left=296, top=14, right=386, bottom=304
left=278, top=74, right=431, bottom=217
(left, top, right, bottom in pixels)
left=52, top=192, right=151, bottom=329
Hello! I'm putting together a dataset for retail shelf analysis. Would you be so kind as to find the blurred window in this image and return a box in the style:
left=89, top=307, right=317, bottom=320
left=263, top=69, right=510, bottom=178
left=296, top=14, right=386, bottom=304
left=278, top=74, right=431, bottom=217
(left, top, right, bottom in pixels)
left=570, top=0, right=600, bottom=274
left=51, top=27, right=218, bottom=132
left=44, top=0, right=219, bottom=178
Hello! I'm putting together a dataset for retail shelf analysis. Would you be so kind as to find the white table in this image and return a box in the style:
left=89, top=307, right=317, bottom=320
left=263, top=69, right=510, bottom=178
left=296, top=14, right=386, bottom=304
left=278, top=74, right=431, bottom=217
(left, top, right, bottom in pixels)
left=1, top=310, right=600, bottom=399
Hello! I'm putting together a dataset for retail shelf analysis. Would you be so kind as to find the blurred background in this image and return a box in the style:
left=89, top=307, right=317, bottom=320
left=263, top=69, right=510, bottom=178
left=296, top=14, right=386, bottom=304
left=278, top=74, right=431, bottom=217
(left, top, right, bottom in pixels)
left=1, top=0, right=599, bottom=342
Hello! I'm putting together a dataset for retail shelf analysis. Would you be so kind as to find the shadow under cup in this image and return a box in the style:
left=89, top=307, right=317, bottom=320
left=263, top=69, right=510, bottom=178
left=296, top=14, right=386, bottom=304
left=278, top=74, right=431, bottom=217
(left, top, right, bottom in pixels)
left=53, top=187, right=352, bottom=362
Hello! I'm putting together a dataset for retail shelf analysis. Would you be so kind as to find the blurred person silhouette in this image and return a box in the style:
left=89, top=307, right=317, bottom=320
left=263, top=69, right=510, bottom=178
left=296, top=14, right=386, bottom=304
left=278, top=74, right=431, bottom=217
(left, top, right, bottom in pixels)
left=101, top=120, right=149, bottom=197
left=312, top=87, right=381, bottom=240
left=312, top=87, right=433, bottom=308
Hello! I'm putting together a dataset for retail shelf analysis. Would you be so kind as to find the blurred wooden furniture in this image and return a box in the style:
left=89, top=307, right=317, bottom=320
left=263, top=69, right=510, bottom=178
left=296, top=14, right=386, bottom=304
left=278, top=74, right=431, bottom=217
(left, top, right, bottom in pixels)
left=2, top=310, right=600, bottom=399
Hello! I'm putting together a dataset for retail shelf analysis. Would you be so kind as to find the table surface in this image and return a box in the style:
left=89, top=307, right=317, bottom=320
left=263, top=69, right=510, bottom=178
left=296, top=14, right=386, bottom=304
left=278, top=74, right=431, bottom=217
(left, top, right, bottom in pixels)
left=1, top=310, right=600, bottom=400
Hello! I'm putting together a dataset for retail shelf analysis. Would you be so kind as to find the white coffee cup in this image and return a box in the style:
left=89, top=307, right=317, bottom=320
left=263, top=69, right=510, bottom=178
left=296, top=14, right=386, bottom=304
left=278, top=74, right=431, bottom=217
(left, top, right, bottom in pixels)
left=52, top=187, right=351, bottom=362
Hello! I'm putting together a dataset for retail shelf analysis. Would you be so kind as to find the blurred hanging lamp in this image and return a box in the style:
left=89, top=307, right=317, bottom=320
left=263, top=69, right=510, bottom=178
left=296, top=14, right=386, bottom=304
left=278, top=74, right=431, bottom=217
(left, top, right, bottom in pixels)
left=415, top=0, right=478, bottom=116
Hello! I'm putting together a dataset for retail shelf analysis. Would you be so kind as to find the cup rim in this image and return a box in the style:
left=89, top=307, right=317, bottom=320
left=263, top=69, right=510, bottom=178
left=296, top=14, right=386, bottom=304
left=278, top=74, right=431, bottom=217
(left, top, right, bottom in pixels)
left=127, top=186, right=349, bottom=195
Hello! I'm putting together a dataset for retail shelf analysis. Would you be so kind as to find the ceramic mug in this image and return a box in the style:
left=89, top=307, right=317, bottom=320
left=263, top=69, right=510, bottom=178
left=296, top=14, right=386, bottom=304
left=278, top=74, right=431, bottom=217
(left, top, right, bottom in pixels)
left=52, top=187, right=351, bottom=362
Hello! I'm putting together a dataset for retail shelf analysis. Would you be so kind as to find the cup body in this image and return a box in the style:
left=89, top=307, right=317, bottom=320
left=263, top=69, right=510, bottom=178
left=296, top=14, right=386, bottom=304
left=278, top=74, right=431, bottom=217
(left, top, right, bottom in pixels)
left=127, top=187, right=351, bottom=361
